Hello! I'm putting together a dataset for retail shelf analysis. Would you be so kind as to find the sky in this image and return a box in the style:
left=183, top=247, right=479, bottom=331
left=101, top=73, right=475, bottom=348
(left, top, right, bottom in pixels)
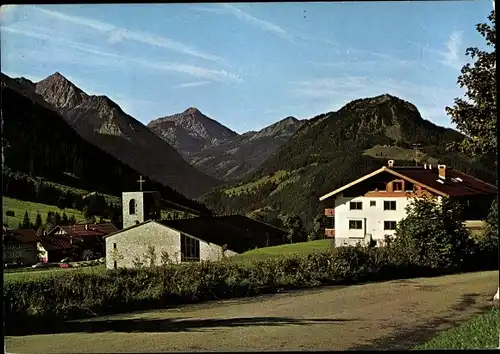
left=0, top=2, right=494, bottom=133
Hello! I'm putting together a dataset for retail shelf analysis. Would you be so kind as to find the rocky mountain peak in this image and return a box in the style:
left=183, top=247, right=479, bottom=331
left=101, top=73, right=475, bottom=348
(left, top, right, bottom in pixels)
left=184, top=107, right=201, bottom=115
left=148, top=108, right=238, bottom=154
left=35, top=72, right=87, bottom=109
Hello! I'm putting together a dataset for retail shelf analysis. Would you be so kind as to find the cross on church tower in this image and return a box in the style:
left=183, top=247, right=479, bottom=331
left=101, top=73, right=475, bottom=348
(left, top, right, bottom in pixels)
left=137, top=175, right=146, bottom=191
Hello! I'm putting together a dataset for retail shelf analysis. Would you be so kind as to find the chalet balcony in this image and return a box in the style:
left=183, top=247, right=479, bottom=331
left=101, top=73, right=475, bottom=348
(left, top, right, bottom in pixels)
left=324, top=228, right=335, bottom=238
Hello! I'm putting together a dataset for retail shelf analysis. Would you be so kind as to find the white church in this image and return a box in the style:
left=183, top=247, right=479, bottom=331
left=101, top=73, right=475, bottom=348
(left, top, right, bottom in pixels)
left=104, top=177, right=287, bottom=269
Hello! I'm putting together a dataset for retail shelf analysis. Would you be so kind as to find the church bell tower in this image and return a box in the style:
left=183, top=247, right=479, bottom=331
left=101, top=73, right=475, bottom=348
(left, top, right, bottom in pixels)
left=122, top=176, right=161, bottom=229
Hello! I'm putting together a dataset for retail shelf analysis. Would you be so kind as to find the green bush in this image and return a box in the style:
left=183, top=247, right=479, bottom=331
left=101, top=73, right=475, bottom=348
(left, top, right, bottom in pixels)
left=4, top=238, right=496, bottom=335
left=390, top=196, right=473, bottom=269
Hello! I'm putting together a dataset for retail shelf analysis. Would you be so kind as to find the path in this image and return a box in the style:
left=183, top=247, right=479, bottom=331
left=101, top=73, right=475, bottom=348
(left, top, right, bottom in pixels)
left=6, top=271, right=498, bottom=353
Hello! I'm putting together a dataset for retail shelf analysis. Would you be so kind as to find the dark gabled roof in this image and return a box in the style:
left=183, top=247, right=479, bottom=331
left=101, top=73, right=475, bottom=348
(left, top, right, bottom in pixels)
left=3, top=229, right=38, bottom=244
left=38, top=235, right=73, bottom=251
left=92, top=222, right=119, bottom=234
left=160, top=215, right=287, bottom=254
left=391, top=166, right=497, bottom=197
left=320, top=165, right=497, bottom=200
left=49, top=223, right=119, bottom=237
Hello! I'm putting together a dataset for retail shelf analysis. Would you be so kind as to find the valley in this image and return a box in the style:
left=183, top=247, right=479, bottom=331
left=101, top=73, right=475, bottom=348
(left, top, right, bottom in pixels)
left=3, top=71, right=496, bottom=232
left=2, top=4, right=496, bottom=352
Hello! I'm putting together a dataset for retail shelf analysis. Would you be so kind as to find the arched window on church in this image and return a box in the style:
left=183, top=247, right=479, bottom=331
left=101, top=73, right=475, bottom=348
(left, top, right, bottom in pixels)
left=129, top=199, right=136, bottom=215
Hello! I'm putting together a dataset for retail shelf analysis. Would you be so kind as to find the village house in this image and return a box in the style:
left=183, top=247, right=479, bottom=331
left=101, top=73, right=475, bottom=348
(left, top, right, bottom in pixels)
left=105, top=190, right=287, bottom=269
left=319, top=160, right=497, bottom=247
left=47, top=222, right=118, bottom=259
left=2, top=228, right=39, bottom=266
left=37, top=236, right=73, bottom=263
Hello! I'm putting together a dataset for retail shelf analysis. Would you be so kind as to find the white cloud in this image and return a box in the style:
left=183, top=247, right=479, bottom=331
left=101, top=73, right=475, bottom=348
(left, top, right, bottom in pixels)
left=34, top=6, right=221, bottom=62
left=177, top=81, right=211, bottom=88
left=222, top=4, right=288, bottom=37
left=0, top=4, right=19, bottom=26
left=407, top=31, right=464, bottom=71
left=441, top=30, right=463, bottom=70
left=2, top=24, right=242, bottom=83
left=0, top=4, right=17, bottom=14
left=194, top=4, right=291, bottom=40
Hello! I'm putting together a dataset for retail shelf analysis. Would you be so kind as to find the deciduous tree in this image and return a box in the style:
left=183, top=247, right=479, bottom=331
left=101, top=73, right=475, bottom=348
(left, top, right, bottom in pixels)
left=446, top=10, right=496, bottom=157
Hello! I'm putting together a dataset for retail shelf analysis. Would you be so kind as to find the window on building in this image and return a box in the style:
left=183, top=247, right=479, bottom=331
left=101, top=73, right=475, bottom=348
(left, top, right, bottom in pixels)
left=113, top=243, right=117, bottom=249
left=349, top=220, right=363, bottom=230
left=113, top=261, right=117, bottom=269
left=129, top=199, right=136, bottom=215
left=370, top=201, right=376, bottom=207
left=349, top=202, right=363, bottom=210
left=393, top=181, right=403, bottom=192
left=384, top=221, right=397, bottom=230
left=405, top=182, right=414, bottom=192
left=181, top=233, right=200, bottom=262
left=384, top=201, right=397, bottom=210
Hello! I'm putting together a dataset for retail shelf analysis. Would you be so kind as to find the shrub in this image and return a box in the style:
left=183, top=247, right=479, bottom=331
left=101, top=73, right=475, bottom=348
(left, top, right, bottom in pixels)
left=3, top=234, right=495, bottom=335
left=482, top=198, right=498, bottom=250
left=390, top=195, right=473, bottom=269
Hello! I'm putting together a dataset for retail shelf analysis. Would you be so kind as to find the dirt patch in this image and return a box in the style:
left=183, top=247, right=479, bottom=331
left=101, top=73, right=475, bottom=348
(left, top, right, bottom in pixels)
left=6, top=271, right=498, bottom=353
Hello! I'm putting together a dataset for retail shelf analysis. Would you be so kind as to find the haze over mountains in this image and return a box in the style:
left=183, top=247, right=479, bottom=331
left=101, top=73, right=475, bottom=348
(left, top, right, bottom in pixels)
left=148, top=110, right=305, bottom=180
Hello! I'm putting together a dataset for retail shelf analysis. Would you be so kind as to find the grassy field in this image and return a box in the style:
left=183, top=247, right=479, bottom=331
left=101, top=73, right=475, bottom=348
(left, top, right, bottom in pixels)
left=363, top=145, right=439, bottom=165
left=224, top=170, right=291, bottom=196
left=414, top=306, right=499, bottom=350
left=230, top=239, right=333, bottom=262
left=2, top=197, right=88, bottom=229
left=3, top=264, right=106, bottom=283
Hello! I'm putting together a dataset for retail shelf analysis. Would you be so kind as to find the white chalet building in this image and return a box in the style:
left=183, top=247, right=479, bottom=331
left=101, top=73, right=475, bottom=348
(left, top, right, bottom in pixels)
left=319, top=160, right=497, bottom=247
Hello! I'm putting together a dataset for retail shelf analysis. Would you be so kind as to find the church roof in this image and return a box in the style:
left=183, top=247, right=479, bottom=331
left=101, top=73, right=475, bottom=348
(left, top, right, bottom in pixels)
left=105, top=215, right=287, bottom=254
left=159, top=215, right=287, bottom=253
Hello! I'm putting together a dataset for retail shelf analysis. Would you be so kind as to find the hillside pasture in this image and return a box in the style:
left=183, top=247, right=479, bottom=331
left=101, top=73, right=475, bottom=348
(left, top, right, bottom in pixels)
left=2, top=197, right=87, bottom=229
left=230, top=239, right=333, bottom=262
left=224, top=170, right=290, bottom=196
left=363, top=145, right=439, bottom=165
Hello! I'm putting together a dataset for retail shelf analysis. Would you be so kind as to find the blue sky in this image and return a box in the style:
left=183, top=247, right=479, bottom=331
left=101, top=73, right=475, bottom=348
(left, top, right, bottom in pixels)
left=0, top=2, right=493, bottom=133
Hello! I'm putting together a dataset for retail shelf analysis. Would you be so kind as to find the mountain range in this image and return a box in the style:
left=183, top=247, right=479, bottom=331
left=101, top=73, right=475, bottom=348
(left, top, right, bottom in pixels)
left=201, top=94, right=496, bottom=229
left=148, top=108, right=305, bottom=181
left=2, top=72, right=495, bottom=231
left=26, top=72, right=220, bottom=199
left=1, top=73, right=211, bottom=215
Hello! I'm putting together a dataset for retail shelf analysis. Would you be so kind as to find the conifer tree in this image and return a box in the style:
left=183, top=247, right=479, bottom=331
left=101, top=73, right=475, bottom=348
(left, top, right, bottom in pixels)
left=22, top=210, right=31, bottom=229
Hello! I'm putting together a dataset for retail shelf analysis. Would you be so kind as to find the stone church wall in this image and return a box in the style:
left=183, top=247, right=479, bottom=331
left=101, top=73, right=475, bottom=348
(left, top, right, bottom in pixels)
left=106, top=221, right=181, bottom=269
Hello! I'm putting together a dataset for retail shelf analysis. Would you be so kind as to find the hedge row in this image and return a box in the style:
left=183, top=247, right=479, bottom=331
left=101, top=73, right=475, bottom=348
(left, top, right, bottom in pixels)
left=4, top=245, right=497, bottom=335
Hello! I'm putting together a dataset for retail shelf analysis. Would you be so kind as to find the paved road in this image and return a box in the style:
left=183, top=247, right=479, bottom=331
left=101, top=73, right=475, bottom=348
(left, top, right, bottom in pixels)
left=6, top=271, right=498, bottom=353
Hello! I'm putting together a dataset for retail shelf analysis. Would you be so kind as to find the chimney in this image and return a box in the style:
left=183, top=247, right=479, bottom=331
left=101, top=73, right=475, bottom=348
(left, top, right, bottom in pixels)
left=387, top=160, right=395, bottom=168
left=438, top=164, right=446, bottom=179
